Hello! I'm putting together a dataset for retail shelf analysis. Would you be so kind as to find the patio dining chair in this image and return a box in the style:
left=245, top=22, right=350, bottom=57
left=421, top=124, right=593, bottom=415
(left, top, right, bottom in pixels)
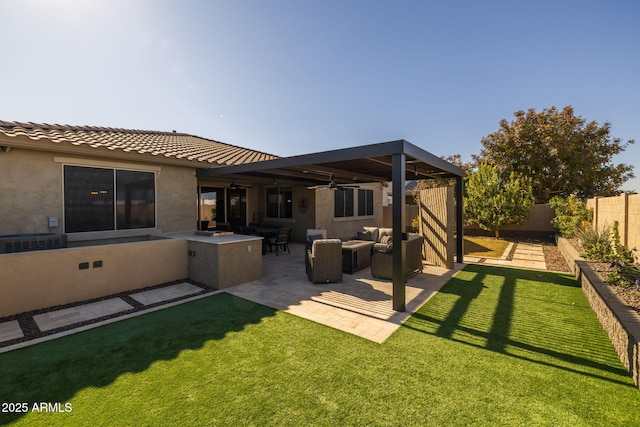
left=267, top=227, right=291, bottom=255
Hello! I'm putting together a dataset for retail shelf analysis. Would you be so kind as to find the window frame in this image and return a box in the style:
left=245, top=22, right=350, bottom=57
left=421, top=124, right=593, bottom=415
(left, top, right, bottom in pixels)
left=358, top=188, right=374, bottom=216
left=334, top=188, right=355, bottom=218
left=63, top=164, right=157, bottom=233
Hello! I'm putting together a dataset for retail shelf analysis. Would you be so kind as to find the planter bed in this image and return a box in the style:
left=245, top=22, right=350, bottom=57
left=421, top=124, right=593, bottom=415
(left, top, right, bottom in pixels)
left=558, top=237, right=640, bottom=390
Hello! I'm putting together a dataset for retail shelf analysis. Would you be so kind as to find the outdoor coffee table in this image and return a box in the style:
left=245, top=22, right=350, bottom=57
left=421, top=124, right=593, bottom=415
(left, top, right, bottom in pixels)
left=341, top=240, right=375, bottom=274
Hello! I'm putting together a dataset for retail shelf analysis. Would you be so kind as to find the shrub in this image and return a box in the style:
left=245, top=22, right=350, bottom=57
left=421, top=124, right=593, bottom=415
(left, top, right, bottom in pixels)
left=607, top=246, right=640, bottom=290
left=609, top=220, right=632, bottom=262
left=604, top=220, right=639, bottom=288
left=578, top=225, right=613, bottom=261
left=549, top=195, right=592, bottom=237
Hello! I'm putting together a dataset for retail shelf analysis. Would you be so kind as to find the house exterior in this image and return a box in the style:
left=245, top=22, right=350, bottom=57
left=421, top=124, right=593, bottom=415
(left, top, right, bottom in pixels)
left=0, top=120, right=464, bottom=315
left=0, top=120, right=384, bottom=246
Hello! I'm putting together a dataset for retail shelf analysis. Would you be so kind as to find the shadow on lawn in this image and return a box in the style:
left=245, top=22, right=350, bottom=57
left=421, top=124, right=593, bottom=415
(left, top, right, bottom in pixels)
left=0, top=293, right=275, bottom=425
left=403, top=264, right=634, bottom=388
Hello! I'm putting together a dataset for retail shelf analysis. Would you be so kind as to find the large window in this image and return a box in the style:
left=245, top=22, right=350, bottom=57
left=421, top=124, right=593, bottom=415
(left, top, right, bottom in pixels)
left=64, top=165, right=155, bottom=232
left=334, top=188, right=355, bottom=218
left=358, top=189, right=374, bottom=216
left=266, top=187, right=292, bottom=218
left=334, top=188, right=374, bottom=218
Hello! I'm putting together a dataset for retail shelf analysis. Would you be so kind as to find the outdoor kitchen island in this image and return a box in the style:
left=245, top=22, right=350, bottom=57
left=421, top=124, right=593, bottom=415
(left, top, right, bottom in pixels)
left=162, top=232, right=262, bottom=290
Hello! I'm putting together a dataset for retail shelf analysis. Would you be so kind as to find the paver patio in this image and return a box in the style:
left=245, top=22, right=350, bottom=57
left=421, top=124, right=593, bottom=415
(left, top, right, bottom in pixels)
left=226, top=243, right=463, bottom=343
left=129, top=282, right=203, bottom=306
left=0, top=320, right=23, bottom=342
left=33, top=298, right=135, bottom=332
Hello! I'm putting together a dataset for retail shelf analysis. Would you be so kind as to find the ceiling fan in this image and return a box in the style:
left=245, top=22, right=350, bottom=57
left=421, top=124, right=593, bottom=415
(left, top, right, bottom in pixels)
left=307, top=174, right=360, bottom=191
left=226, top=182, right=252, bottom=190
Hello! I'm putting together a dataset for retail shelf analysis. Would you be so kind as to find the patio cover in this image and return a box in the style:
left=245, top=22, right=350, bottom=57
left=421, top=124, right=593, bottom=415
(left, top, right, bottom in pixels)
left=197, top=139, right=465, bottom=311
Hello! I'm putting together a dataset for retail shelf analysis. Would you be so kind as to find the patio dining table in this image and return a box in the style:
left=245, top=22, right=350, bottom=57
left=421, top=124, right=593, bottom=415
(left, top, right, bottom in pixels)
left=252, top=227, right=279, bottom=255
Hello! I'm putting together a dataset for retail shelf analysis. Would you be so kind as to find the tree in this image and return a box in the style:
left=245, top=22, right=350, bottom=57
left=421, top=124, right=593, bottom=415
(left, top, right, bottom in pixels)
left=476, top=106, right=634, bottom=203
left=464, top=162, right=535, bottom=238
left=548, top=195, right=592, bottom=237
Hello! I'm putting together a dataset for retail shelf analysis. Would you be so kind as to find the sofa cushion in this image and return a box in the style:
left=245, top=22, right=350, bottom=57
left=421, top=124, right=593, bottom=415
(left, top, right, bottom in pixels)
left=378, top=228, right=393, bottom=242
left=356, top=230, right=372, bottom=241
left=374, top=236, right=393, bottom=253
left=362, top=227, right=379, bottom=243
left=373, top=243, right=391, bottom=253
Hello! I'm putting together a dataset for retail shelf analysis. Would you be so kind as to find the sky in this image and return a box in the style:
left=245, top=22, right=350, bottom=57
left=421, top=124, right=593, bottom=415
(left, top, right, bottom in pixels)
left=1, top=0, right=639, bottom=190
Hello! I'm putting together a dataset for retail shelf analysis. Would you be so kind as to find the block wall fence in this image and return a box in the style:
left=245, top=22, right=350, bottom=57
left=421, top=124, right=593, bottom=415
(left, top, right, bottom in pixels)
left=587, top=194, right=640, bottom=252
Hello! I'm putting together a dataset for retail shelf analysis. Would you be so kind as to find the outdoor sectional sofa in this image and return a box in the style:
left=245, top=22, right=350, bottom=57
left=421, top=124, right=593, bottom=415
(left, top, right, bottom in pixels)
left=370, top=233, right=424, bottom=279
left=305, top=227, right=425, bottom=279
left=348, top=227, right=425, bottom=279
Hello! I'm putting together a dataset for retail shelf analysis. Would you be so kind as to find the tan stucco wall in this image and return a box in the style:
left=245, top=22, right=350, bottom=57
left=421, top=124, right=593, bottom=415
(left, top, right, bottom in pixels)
left=0, top=148, right=197, bottom=235
left=291, top=187, right=316, bottom=241
left=156, top=164, right=197, bottom=232
left=0, top=238, right=188, bottom=317
left=589, top=194, right=640, bottom=251
left=0, top=148, right=63, bottom=235
left=243, top=184, right=316, bottom=242
left=188, top=238, right=262, bottom=289
left=314, top=184, right=383, bottom=239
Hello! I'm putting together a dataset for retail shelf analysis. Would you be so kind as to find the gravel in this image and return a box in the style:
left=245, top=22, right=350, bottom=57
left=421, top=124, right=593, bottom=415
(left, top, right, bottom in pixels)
left=542, top=243, right=572, bottom=273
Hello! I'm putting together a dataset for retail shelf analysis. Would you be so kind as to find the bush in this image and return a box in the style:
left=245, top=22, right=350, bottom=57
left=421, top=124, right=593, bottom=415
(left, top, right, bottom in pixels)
left=549, top=195, right=593, bottom=237
left=609, top=220, right=632, bottom=262
left=578, top=225, right=613, bottom=261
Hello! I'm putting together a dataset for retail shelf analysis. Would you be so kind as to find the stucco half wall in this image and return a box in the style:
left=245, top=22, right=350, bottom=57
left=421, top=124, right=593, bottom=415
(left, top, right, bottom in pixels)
left=0, top=238, right=188, bottom=317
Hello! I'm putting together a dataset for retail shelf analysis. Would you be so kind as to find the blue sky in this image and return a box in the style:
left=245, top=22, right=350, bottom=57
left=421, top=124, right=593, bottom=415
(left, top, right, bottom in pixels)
left=1, top=0, right=639, bottom=190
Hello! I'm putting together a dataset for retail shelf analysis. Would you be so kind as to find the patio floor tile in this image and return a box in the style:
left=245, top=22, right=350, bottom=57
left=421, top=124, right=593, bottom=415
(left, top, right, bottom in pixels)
left=225, top=243, right=462, bottom=343
left=129, top=282, right=203, bottom=306
left=0, top=320, right=23, bottom=342
left=34, top=298, right=134, bottom=332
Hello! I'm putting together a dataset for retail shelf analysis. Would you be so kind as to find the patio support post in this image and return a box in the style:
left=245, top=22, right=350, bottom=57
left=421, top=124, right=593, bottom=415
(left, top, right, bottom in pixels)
left=392, top=153, right=406, bottom=312
left=456, top=175, right=464, bottom=263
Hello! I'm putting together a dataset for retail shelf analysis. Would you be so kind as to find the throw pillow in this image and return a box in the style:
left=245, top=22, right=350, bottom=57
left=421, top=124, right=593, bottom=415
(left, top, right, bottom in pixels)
left=363, top=227, right=380, bottom=243
left=356, top=230, right=372, bottom=241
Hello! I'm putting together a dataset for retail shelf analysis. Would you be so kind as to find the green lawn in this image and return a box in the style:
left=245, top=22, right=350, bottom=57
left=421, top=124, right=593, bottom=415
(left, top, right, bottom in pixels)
left=1, top=265, right=638, bottom=426
left=464, top=236, right=510, bottom=258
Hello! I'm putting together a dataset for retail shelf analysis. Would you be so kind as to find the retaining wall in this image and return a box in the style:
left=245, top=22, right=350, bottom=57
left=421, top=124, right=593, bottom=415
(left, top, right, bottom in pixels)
left=558, top=237, right=640, bottom=389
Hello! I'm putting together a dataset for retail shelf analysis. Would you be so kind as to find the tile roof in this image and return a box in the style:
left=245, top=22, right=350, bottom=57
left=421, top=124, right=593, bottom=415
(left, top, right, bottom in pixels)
left=0, top=120, right=278, bottom=166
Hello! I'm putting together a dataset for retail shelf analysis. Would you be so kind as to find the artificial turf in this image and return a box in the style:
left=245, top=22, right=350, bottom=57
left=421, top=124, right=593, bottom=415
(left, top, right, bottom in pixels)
left=1, top=264, right=638, bottom=426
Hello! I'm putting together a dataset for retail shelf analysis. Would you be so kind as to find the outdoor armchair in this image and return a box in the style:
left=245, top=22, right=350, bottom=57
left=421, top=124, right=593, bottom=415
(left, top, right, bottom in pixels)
left=306, top=239, right=343, bottom=284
